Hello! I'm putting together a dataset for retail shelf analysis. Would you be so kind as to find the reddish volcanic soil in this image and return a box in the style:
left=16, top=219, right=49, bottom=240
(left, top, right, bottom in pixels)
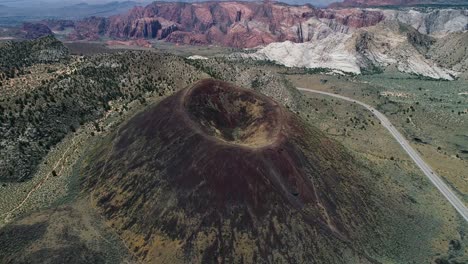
left=83, top=79, right=382, bottom=263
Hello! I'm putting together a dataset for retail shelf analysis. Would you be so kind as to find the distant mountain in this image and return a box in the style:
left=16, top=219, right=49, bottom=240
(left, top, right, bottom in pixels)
left=62, top=1, right=384, bottom=47
left=329, top=0, right=468, bottom=8
left=22, top=22, right=53, bottom=39
left=60, top=0, right=467, bottom=48
left=238, top=7, right=468, bottom=80
left=0, top=1, right=149, bottom=26
left=53, top=1, right=149, bottom=19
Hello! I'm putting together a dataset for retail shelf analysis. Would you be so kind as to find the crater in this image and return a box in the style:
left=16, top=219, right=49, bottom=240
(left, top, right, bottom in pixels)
left=183, top=79, right=282, bottom=148
left=83, top=79, right=383, bottom=263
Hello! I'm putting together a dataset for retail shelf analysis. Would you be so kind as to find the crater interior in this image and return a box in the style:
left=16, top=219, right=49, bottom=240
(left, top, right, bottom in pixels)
left=184, top=80, right=282, bottom=148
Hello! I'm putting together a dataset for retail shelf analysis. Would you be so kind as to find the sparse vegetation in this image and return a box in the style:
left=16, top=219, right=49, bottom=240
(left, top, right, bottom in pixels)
left=0, top=35, right=467, bottom=264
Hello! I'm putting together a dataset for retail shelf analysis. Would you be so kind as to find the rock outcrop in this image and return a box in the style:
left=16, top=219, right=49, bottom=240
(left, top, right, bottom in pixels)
left=68, top=16, right=107, bottom=41
left=62, top=1, right=466, bottom=48
left=427, top=31, right=468, bottom=78
left=240, top=20, right=458, bottom=79
left=383, top=9, right=468, bottom=36
left=329, top=0, right=468, bottom=8
left=330, top=0, right=420, bottom=8
left=54, top=1, right=467, bottom=78
left=68, top=1, right=384, bottom=48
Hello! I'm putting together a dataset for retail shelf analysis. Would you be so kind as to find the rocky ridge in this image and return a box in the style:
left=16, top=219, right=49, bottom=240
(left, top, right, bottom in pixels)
left=60, top=1, right=385, bottom=48
left=330, top=0, right=468, bottom=8
left=236, top=9, right=467, bottom=80
left=45, top=1, right=467, bottom=79
left=383, top=8, right=468, bottom=36
left=56, top=1, right=467, bottom=46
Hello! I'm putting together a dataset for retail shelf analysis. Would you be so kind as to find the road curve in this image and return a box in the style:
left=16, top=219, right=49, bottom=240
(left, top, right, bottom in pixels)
left=297, top=87, right=468, bottom=222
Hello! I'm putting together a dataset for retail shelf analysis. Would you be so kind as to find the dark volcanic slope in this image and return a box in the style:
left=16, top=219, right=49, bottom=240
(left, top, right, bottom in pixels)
left=83, top=79, right=379, bottom=263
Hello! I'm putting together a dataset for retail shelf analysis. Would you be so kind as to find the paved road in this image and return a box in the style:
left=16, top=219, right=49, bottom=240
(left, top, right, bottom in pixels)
left=297, top=87, right=468, bottom=222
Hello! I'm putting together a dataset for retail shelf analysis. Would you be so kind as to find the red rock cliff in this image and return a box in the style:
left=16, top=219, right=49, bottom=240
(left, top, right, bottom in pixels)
left=70, top=1, right=385, bottom=48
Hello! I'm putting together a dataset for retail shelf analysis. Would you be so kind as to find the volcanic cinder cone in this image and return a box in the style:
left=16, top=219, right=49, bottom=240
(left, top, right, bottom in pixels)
left=83, top=79, right=378, bottom=263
